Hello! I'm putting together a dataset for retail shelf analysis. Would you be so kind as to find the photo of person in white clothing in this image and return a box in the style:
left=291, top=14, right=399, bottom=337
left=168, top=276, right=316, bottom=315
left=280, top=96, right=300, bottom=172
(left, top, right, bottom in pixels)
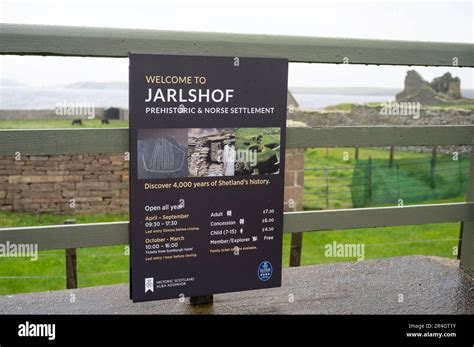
left=222, top=142, right=236, bottom=176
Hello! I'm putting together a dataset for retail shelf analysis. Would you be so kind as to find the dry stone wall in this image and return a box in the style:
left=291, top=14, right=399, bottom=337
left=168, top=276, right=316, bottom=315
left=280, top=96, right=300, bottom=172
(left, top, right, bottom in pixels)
left=0, top=154, right=129, bottom=214
left=289, top=105, right=474, bottom=127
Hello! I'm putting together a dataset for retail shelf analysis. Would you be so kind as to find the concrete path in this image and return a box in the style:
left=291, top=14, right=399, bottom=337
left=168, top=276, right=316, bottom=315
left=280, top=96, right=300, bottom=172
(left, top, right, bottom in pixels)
left=0, top=255, right=472, bottom=314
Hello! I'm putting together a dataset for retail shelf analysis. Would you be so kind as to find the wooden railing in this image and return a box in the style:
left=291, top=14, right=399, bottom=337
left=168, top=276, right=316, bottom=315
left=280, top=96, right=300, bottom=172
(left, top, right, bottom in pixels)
left=0, top=24, right=473, bottom=276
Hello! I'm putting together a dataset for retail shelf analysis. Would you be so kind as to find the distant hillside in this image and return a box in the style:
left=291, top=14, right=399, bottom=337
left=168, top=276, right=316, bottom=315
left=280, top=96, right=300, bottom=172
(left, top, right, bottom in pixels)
left=65, top=81, right=127, bottom=90
left=290, top=86, right=474, bottom=99
left=2, top=78, right=472, bottom=99
left=0, top=79, right=26, bottom=87
left=290, top=87, right=401, bottom=95
left=462, top=89, right=474, bottom=98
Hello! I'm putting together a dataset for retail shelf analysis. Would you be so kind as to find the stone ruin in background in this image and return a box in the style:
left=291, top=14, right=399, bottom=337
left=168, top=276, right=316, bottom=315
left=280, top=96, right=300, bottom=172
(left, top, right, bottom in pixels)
left=396, top=70, right=473, bottom=105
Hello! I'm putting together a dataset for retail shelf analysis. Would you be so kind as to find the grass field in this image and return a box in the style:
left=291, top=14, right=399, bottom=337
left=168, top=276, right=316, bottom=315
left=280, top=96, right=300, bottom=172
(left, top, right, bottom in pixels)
left=0, top=208, right=461, bottom=295
left=0, top=212, right=129, bottom=294
left=0, top=119, right=128, bottom=129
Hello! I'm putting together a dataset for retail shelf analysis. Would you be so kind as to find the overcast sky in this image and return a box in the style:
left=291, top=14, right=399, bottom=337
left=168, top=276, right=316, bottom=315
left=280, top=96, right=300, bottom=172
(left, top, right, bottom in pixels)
left=0, top=0, right=472, bottom=88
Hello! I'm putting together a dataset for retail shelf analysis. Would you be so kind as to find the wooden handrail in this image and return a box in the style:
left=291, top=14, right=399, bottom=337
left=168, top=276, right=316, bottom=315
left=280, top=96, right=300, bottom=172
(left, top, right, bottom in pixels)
left=1, top=23, right=473, bottom=67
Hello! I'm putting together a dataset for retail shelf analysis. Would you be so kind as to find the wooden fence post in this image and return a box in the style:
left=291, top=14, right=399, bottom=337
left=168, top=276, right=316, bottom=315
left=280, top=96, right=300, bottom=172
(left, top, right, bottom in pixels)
left=289, top=148, right=305, bottom=267
left=289, top=232, right=303, bottom=267
left=389, top=146, right=394, bottom=167
left=396, top=164, right=400, bottom=201
left=354, top=146, right=359, bottom=160
left=65, top=219, right=78, bottom=289
left=459, top=151, right=474, bottom=275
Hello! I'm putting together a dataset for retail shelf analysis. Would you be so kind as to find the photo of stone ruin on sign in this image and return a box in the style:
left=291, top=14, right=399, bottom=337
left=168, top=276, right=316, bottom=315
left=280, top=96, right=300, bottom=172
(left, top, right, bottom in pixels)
left=188, top=128, right=281, bottom=177
left=137, top=128, right=188, bottom=179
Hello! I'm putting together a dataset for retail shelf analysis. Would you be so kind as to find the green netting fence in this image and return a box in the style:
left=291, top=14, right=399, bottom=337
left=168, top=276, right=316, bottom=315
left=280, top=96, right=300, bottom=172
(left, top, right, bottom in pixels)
left=351, top=153, right=470, bottom=208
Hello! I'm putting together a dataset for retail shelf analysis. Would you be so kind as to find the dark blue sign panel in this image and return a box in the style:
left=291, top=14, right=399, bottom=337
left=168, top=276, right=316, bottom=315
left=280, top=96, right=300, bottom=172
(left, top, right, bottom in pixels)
left=129, top=53, right=288, bottom=302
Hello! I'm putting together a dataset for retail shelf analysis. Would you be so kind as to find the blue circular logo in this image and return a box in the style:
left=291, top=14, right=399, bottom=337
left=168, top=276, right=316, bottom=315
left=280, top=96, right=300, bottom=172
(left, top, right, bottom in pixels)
left=257, top=261, right=273, bottom=281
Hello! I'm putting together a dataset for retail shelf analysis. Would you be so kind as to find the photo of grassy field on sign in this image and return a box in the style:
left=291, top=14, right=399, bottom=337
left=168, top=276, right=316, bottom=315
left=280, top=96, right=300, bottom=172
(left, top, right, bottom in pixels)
left=234, top=127, right=281, bottom=175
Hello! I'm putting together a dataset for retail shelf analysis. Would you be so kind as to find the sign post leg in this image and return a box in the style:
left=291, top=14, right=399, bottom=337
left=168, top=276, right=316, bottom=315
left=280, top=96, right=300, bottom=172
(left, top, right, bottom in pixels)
left=190, top=295, right=213, bottom=305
